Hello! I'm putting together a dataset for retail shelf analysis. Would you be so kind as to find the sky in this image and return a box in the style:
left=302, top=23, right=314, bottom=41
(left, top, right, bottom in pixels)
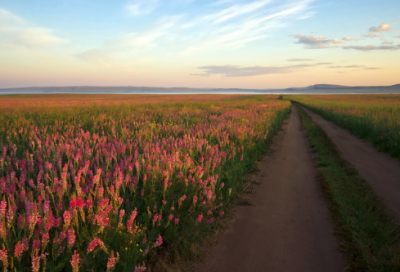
left=0, top=0, right=399, bottom=89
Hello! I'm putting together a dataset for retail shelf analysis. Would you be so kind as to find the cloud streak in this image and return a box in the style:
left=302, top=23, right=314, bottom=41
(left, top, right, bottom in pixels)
left=193, top=65, right=292, bottom=77
left=343, top=45, right=400, bottom=51
left=126, top=0, right=159, bottom=16
left=0, top=8, right=67, bottom=49
left=293, top=34, right=343, bottom=49
left=79, top=0, right=315, bottom=63
left=287, top=58, right=314, bottom=61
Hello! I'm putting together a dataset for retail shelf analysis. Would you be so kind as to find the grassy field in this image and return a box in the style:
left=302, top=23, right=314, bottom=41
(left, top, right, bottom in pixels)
left=288, top=95, right=400, bottom=160
left=297, top=105, right=400, bottom=272
left=0, top=95, right=290, bottom=272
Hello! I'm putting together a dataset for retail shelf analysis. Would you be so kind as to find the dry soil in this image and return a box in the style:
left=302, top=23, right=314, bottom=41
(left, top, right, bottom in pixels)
left=301, top=106, right=400, bottom=220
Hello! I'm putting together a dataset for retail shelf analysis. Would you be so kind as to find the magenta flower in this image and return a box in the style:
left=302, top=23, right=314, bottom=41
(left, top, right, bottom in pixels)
left=70, top=250, right=81, bottom=272
left=134, top=264, right=147, bottom=272
left=31, top=255, right=41, bottom=272
left=106, top=251, right=119, bottom=272
left=154, top=235, right=163, bottom=247
left=14, top=241, right=24, bottom=261
left=87, top=237, right=105, bottom=253
left=67, top=229, right=76, bottom=248
left=63, top=210, right=72, bottom=228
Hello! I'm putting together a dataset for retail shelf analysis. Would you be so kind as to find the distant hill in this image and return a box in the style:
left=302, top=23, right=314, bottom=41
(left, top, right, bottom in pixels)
left=308, top=84, right=348, bottom=89
left=1, top=84, right=400, bottom=95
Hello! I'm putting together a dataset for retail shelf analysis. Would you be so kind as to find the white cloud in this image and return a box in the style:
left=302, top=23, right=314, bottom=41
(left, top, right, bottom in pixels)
left=126, top=0, right=159, bottom=16
left=293, top=34, right=344, bottom=49
left=0, top=8, right=67, bottom=49
left=342, top=37, right=358, bottom=42
left=369, top=23, right=392, bottom=32
left=78, top=0, right=315, bottom=63
left=181, top=0, right=314, bottom=54
left=364, top=23, right=392, bottom=38
left=108, top=16, right=180, bottom=48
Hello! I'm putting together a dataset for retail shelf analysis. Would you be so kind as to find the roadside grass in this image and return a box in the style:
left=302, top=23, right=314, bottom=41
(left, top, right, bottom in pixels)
left=296, top=105, right=400, bottom=272
left=288, top=95, right=400, bottom=161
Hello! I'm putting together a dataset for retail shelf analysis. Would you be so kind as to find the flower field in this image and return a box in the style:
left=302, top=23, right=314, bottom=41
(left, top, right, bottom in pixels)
left=289, top=95, right=400, bottom=160
left=0, top=96, right=290, bottom=271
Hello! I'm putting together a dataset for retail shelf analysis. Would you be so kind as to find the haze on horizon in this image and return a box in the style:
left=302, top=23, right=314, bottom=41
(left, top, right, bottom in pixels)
left=0, top=0, right=399, bottom=89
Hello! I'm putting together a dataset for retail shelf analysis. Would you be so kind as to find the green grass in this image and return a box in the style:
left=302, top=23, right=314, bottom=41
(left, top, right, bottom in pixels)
left=288, top=95, right=400, bottom=161
left=296, top=104, right=400, bottom=272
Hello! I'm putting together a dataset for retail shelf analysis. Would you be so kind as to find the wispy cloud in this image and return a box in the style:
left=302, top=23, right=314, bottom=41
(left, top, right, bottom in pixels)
left=193, top=60, right=377, bottom=77
left=364, top=33, right=381, bottom=38
left=287, top=58, right=314, bottom=61
left=328, top=65, right=365, bottom=68
left=193, top=65, right=292, bottom=77
left=193, top=61, right=330, bottom=77
left=343, top=45, right=400, bottom=51
left=125, top=0, right=159, bottom=16
left=79, top=0, right=315, bottom=63
left=292, top=34, right=343, bottom=49
left=0, top=8, right=67, bottom=49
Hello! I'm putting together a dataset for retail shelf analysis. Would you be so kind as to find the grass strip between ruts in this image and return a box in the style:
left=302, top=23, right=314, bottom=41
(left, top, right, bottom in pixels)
left=296, top=104, right=400, bottom=272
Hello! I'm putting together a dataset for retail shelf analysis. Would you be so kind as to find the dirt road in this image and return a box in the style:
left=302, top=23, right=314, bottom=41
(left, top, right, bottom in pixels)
left=198, top=107, right=345, bottom=272
left=301, top=106, right=400, bottom=220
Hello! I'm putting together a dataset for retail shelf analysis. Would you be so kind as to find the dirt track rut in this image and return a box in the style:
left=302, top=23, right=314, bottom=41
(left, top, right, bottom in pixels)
left=197, top=106, right=345, bottom=272
left=301, top=106, right=400, bottom=221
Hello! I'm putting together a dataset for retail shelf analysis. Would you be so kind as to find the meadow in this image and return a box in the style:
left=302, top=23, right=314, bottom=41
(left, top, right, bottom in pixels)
left=288, top=95, right=400, bottom=160
left=0, top=95, right=290, bottom=272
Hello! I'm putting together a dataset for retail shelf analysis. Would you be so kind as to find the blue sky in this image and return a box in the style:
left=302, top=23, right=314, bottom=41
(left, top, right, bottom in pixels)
left=0, top=0, right=399, bottom=88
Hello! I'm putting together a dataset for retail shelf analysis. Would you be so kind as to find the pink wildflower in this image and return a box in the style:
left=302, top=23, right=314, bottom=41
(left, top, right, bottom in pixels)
left=87, top=237, right=105, bottom=253
left=219, top=211, right=225, bottom=217
left=63, top=210, right=72, bottom=228
left=31, top=255, right=41, bottom=272
left=67, top=229, right=76, bottom=248
left=174, top=218, right=180, bottom=225
left=70, top=250, right=81, bottom=272
left=154, top=235, right=163, bottom=247
left=106, top=251, right=119, bottom=272
left=163, top=178, right=169, bottom=190
left=14, top=241, right=24, bottom=261
left=0, top=245, right=8, bottom=270
left=197, top=214, right=203, bottom=223
left=134, top=264, right=147, bottom=272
